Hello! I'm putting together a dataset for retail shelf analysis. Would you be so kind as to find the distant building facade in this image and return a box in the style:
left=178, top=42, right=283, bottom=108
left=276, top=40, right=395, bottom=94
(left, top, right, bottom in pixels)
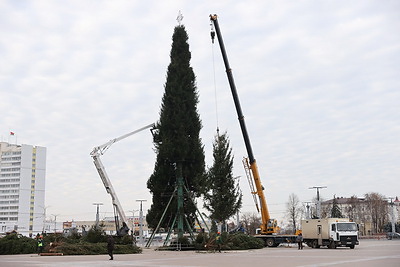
left=322, top=196, right=399, bottom=235
left=0, top=142, right=46, bottom=237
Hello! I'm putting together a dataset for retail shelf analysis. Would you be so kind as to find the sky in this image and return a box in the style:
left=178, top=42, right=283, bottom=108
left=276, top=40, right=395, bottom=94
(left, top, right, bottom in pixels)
left=1, top=0, right=399, bottom=226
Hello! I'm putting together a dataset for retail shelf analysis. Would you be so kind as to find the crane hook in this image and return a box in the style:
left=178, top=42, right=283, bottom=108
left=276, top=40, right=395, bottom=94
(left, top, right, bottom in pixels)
left=210, top=24, right=215, bottom=43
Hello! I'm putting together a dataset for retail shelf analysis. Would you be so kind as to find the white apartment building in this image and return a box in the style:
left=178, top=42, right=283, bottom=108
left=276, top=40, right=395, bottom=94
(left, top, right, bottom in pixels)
left=0, top=142, right=46, bottom=237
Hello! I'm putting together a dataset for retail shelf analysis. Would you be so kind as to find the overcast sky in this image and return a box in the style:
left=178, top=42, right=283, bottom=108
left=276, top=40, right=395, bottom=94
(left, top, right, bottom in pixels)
left=1, top=0, right=399, bottom=225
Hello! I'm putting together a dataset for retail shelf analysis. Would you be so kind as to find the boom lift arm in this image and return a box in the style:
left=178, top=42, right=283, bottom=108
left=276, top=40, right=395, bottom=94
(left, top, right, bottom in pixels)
left=90, top=123, right=155, bottom=235
left=210, top=14, right=277, bottom=234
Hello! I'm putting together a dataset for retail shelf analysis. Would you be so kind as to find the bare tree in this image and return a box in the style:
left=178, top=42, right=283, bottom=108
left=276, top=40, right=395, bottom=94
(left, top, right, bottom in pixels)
left=365, top=192, right=388, bottom=234
left=345, top=195, right=365, bottom=222
left=241, top=212, right=261, bottom=235
left=285, top=193, right=302, bottom=233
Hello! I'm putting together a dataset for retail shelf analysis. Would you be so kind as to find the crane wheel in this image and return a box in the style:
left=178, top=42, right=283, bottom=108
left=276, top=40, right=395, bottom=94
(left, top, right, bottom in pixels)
left=266, top=238, right=275, bottom=247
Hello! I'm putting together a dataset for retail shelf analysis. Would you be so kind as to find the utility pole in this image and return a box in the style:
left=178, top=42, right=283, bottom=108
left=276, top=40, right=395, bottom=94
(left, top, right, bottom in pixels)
left=136, top=199, right=147, bottom=246
left=51, top=214, right=60, bottom=233
left=304, top=202, right=312, bottom=219
left=93, top=203, right=103, bottom=229
left=388, top=197, right=396, bottom=235
left=128, top=210, right=138, bottom=247
left=40, top=205, right=50, bottom=234
left=309, top=186, right=327, bottom=219
left=128, top=210, right=139, bottom=234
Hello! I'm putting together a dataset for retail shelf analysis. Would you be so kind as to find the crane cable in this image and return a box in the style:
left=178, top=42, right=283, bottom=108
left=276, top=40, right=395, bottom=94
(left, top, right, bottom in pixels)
left=210, top=22, right=220, bottom=135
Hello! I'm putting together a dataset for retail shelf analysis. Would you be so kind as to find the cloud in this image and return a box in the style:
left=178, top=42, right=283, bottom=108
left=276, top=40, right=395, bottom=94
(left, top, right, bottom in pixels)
left=1, top=1, right=399, bottom=224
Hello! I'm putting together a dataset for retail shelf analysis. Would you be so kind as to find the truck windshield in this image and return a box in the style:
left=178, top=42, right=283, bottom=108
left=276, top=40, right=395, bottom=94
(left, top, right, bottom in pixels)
left=337, top=223, right=357, bottom=231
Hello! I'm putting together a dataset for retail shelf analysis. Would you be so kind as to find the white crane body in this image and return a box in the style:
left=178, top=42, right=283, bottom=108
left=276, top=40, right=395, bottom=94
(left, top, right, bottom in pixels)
left=90, top=123, right=155, bottom=235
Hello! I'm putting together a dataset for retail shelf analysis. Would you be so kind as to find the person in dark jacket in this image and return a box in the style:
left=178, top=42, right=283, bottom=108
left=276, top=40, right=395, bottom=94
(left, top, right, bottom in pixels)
left=296, top=233, right=303, bottom=250
left=107, top=235, right=115, bottom=260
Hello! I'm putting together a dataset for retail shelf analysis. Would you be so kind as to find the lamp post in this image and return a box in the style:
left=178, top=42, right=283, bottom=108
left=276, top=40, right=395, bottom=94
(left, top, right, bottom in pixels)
left=40, top=205, right=50, bottom=234
left=388, top=197, right=396, bottom=235
left=309, top=186, right=327, bottom=219
left=304, top=202, right=312, bottom=219
left=128, top=210, right=139, bottom=233
left=93, top=203, right=103, bottom=229
left=136, top=199, right=147, bottom=246
left=51, top=214, right=60, bottom=233
left=128, top=210, right=139, bottom=246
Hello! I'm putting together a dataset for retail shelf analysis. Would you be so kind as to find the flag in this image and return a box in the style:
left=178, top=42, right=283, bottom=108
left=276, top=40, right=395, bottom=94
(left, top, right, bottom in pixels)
left=10, top=131, right=14, bottom=135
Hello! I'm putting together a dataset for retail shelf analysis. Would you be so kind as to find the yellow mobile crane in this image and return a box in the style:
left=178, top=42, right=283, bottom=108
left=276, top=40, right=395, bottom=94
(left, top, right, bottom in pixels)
left=210, top=14, right=296, bottom=247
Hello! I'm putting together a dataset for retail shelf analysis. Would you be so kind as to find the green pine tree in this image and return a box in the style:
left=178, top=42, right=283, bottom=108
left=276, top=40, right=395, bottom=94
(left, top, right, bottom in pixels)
left=204, top=131, right=242, bottom=231
left=331, top=196, right=343, bottom=218
left=146, top=25, right=206, bottom=229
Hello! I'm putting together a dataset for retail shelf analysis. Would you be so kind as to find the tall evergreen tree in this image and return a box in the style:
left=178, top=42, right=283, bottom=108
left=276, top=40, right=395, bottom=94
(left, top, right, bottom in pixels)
left=146, top=25, right=206, bottom=229
left=203, top=131, right=242, bottom=231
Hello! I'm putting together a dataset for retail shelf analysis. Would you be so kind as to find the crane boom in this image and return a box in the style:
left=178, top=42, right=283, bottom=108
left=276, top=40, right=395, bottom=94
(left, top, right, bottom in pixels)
left=90, top=123, right=155, bottom=235
left=210, top=14, right=277, bottom=234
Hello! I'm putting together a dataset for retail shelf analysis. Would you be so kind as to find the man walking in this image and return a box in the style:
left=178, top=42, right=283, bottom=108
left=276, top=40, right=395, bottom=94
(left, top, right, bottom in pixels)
left=107, top=235, right=115, bottom=260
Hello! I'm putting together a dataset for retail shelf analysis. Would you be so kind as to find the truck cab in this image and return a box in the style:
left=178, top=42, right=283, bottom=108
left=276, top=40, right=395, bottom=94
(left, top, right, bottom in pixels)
left=329, top=221, right=359, bottom=248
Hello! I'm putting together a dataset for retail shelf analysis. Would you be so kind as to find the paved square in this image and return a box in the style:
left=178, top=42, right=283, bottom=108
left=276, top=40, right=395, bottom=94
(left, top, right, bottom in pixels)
left=0, top=239, right=399, bottom=266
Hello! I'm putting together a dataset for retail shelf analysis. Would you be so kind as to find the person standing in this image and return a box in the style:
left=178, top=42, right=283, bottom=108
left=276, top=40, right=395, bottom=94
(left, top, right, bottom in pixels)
left=296, top=233, right=303, bottom=250
left=216, top=232, right=222, bottom=253
left=107, top=235, right=115, bottom=260
left=37, top=235, right=44, bottom=255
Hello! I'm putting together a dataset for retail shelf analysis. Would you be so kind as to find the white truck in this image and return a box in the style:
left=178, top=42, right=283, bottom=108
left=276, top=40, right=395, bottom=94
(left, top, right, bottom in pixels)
left=301, top=218, right=359, bottom=249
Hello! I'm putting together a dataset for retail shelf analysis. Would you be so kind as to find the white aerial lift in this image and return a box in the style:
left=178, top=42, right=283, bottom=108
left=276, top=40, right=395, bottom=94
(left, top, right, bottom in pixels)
left=90, top=123, right=155, bottom=236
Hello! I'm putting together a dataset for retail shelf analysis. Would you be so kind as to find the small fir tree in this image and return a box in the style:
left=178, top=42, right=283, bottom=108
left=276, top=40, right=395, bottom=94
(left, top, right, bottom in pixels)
left=204, top=131, right=242, bottom=230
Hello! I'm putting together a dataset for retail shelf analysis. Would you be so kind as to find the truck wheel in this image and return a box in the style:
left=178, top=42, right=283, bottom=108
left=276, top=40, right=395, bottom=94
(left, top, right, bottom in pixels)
left=266, top=238, right=275, bottom=247
left=328, top=242, right=336, bottom=249
left=349, top=245, right=355, bottom=249
left=312, top=240, right=320, bottom=249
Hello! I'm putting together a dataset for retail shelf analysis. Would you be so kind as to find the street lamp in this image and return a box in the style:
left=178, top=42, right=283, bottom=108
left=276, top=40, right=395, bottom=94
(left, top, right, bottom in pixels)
left=128, top=210, right=139, bottom=233
left=304, top=202, right=312, bottom=219
left=136, top=199, right=147, bottom=246
left=51, top=214, right=60, bottom=233
left=93, top=203, right=103, bottom=229
left=309, top=186, right=327, bottom=219
left=128, top=210, right=139, bottom=246
left=40, top=205, right=50, bottom=234
left=387, top=197, right=396, bottom=235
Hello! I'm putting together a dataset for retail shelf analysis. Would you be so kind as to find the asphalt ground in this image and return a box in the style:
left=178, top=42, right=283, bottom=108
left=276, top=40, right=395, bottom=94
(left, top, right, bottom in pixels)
left=0, top=239, right=399, bottom=267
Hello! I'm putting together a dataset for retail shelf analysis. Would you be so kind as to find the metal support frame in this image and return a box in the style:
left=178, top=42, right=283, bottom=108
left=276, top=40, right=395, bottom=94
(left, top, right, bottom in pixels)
left=145, top=164, right=210, bottom=248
